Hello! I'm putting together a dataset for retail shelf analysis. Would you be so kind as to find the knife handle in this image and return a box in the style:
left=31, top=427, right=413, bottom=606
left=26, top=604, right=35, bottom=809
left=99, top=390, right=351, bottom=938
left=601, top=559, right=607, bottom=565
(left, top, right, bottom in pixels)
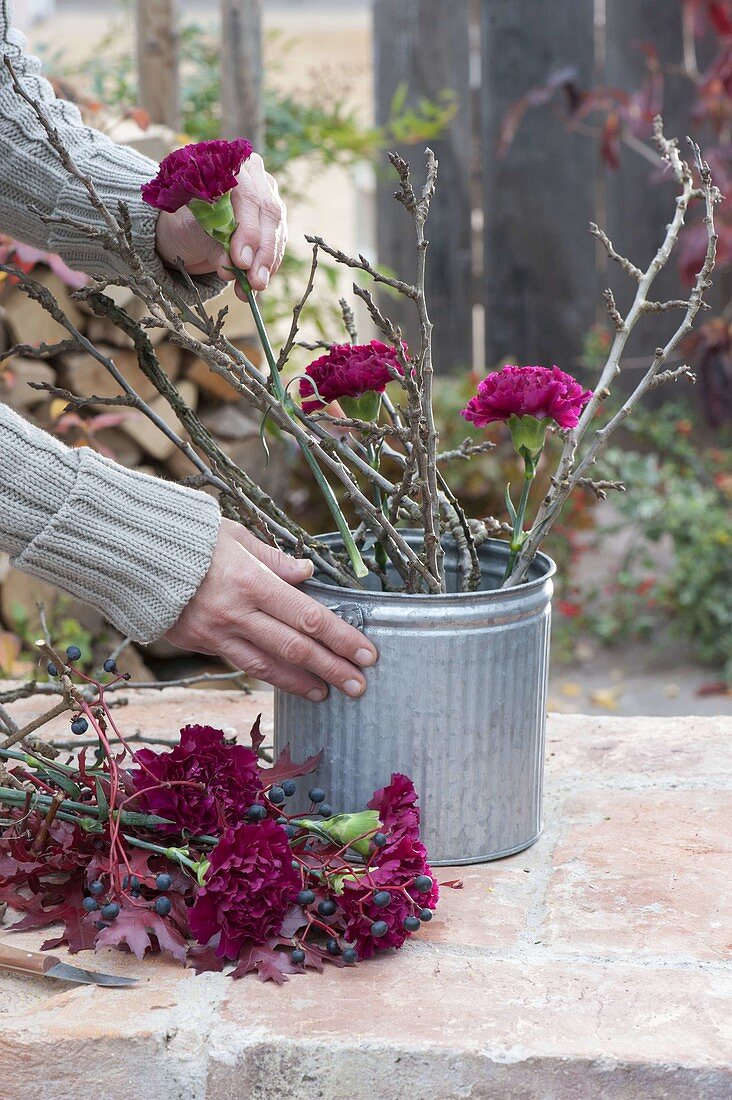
left=0, top=941, right=59, bottom=976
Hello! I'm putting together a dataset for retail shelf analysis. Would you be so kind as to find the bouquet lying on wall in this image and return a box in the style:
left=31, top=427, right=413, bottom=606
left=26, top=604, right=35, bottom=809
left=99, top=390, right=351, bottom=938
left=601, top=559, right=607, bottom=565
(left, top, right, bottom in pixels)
left=0, top=51, right=719, bottom=596
left=0, top=648, right=438, bottom=982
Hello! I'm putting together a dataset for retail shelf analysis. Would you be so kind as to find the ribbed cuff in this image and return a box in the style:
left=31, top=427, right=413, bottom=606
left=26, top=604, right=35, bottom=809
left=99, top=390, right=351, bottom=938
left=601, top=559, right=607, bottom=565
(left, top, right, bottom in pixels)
left=46, top=137, right=226, bottom=305
left=13, top=448, right=221, bottom=644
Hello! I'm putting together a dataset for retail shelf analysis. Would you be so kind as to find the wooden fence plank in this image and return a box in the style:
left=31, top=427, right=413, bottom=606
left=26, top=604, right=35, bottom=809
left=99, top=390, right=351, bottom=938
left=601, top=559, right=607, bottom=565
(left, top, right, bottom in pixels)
left=480, top=0, right=597, bottom=371
left=220, top=0, right=264, bottom=149
left=136, top=0, right=180, bottom=130
left=374, top=0, right=473, bottom=373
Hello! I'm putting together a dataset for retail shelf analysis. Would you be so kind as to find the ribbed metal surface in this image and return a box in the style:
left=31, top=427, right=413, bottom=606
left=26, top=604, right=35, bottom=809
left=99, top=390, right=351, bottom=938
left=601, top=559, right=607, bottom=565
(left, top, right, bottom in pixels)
left=274, top=535, right=555, bottom=865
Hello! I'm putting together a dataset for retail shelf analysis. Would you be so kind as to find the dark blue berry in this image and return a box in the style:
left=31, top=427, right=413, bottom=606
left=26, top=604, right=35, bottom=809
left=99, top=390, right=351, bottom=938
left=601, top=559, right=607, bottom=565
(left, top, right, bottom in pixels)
left=89, top=880, right=105, bottom=896
left=318, top=804, right=333, bottom=818
left=122, top=874, right=140, bottom=891
left=342, top=947, right=358, bottom=964
left=291, top=948, right=305, bottom=965
left=155, top=896, right=172, bottom=916
left=65, top=645, right=82, bottom=662
left=308, top=787, right=326, bottom=804
left=282, top=780, right=297, bottom=797
left=100, top=902, right=120, bottom=921
left=297, top=889, right=315, bottom=906
left=276, top=815, right=288, bottom=825
left=82, top=896, right=98, bottom=912
left=403, top=915, right=421, bottom=932
left=414, top=875, right=433, bottom=893
left=326, top=937, right=341, bottom=956
left=318, top=899, right=337, bottom=917
left=103, top=658, right=117, bottom=674
left=46, top=662, right=58, bottom=677
left=284, top=825, right=297, bottom=839
left=247, top=804, right=267, bottom=822
left=269, top=786, right=286, bottom=805
left=372, top=832, right=387, bottom=848
left=156, top=872, right=172, bottom=891
left=419, top=908, right=433, bottom=922
left=94, top=921, right=108, bottom=930
left=373, top=890, right=391, bottom=908
left=370, top=920, right=388, bottom=938
left=70, top=717, right=88, bottom=736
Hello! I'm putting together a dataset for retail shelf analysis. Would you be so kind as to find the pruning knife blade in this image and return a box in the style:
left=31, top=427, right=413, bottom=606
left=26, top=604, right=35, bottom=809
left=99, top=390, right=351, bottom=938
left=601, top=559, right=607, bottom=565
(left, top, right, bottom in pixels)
left=0, top=941, right=137, bottom=987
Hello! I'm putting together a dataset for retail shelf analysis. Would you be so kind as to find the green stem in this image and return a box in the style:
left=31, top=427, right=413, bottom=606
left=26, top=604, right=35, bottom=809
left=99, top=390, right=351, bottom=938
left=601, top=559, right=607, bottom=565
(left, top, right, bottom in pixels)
left=502, top=456, right=537, bottom=584
left=367, top=441, right=389, bottom=579
left=121, top=833, right=200, bottom=873
left=230, top=266, right=368, bottom=580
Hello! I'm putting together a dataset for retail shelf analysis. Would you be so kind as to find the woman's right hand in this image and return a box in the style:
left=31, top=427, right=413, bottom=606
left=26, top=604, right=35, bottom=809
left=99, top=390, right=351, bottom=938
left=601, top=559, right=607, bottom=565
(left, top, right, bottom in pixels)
left=164, top=519, right=378, bottom=700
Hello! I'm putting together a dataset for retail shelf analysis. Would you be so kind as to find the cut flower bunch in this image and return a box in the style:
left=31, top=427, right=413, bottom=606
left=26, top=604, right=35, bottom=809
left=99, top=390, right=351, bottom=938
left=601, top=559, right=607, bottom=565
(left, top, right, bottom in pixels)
left=0, top=645, right=438, bottom=981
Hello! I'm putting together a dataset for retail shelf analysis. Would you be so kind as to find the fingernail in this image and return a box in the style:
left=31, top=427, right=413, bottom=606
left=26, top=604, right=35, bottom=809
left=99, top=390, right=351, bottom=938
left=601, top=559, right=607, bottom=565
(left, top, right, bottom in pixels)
left=257, top=266, right=270, bottom=288
left=344, top=679, right=364, bottom=698
left=240, top=246, right=253, bottom=268
left=307, top=688, right=326, bottom=702
left=355, top=647, right=375, bottom=667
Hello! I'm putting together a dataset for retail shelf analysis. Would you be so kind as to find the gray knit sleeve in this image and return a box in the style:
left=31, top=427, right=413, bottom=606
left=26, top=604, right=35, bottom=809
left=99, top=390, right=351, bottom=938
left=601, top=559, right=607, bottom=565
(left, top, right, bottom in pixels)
left=0, top=403, right=221, bottom=644
left=0, top=1, right=224, bottom=301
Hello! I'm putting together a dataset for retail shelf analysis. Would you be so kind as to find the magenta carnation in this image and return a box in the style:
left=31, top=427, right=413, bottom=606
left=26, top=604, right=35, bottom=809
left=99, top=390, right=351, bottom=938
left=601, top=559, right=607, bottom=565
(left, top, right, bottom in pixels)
left=141, top=138, right=253, bottom=213
left=461, top=365, right=592, bottom=430
left=335, top=775, right=438, bottom=958
left=189, top=819, right=300, bottom=958
left=299, top=340, right=404, bottom=413
left=132, top=725, right=262, bottom=835
left=368, top=772, right=421, bottom=841
left=340, top=832, right=439, bottom=959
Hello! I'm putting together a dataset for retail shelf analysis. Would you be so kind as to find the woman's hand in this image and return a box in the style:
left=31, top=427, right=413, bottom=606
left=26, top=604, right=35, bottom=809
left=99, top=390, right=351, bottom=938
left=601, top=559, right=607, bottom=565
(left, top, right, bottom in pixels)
left=165, top=520, right=377, bottom=700
left=155, top=152, right=287, bottom=295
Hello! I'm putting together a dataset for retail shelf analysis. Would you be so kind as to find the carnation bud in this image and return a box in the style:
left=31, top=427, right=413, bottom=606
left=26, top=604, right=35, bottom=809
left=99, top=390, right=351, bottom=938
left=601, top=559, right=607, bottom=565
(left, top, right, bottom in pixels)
left=189, top=193, right=238, bottom=249
left=507, top=414, right=548, bottom=464
left=340, top=391, right=382, bottom=422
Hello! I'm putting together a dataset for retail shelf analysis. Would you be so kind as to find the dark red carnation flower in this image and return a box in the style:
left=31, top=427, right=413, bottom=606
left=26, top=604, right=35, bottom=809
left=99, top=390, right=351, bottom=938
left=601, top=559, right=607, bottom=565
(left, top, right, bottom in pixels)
left=189, top=819, right=300, bottom=958
left=141, top=138, right=253, bottom=213
left=461, top=365, right=592, bottom=430
left=299, top=340, right=404, bottom=413
left=368, top=771, right=421, bottom=841
left=335, top=775, right=438, bottom=959
left=339, top=832, right=439, bottom=959
left=132, top=725, right=262, bottom=835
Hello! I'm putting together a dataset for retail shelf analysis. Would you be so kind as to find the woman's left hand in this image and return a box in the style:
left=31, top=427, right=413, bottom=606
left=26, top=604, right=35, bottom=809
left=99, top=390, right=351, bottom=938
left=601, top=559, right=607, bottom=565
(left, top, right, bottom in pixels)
left=155, top=152, right=287, bottom=296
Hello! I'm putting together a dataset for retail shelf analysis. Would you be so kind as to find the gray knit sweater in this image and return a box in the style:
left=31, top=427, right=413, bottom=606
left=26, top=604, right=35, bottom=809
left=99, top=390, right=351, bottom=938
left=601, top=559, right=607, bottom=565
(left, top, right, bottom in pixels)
left=0, top=2, right=222, bottom=644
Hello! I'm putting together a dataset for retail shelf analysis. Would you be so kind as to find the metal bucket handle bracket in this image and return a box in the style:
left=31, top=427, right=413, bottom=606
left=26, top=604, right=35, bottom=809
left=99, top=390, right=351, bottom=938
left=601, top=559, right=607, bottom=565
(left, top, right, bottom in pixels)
left=331, top=603, right=366, bottom=630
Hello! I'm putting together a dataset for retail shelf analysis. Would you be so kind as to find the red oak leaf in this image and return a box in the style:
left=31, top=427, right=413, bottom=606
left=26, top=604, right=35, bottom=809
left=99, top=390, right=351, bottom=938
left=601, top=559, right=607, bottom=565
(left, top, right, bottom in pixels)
left=265, top=745, right=323, bottom=785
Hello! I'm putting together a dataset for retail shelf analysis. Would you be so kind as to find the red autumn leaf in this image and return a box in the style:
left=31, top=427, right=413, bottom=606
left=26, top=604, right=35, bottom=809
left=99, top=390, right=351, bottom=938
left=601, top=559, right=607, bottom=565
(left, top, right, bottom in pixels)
left=265, top=745, right=323, bottom=785
left=125, top=106, right=152, bottom=130
left=696, top=679, right=732, bottom=696
left=439, top=879, right=464, bottom=889
left=94, top=904, right=188, bottom=963
left=230, top=939, right=305, bottom=983
left=187, top=942, right=226, bottom=974
left=248, top=713, right=266, bottom=754
left=601, top=112, right=622, bottom=170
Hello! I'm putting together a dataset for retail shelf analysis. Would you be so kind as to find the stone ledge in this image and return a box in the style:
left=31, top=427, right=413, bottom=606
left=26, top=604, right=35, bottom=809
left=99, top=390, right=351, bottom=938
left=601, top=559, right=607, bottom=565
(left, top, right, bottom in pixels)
left=0, top=689, right=730, bottom=1099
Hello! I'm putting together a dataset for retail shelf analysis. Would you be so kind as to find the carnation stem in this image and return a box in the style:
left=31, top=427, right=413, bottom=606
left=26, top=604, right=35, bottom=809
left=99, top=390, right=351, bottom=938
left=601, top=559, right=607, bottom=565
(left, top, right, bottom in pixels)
left=122, top=833, right=201, bottom=873
left=230, top=266, right=368, bottom=581
left=502, top=455, right=537, bottom=584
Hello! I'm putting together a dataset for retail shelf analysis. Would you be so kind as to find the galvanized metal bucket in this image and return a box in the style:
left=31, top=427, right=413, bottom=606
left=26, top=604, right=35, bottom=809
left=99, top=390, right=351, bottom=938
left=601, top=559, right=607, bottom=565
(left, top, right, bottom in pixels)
left=274, top=533, right=556, bottom=865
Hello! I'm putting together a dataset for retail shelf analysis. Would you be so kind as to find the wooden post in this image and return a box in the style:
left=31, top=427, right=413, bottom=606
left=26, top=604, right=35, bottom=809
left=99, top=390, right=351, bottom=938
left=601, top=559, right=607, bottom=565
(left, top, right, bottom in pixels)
left=374, top=0, right=473, bottom=373
left=480, top=0, right=597, bottom=371
left=136, top=0, right=180, bottom=130
left=220, top=0, right=264, bottom=149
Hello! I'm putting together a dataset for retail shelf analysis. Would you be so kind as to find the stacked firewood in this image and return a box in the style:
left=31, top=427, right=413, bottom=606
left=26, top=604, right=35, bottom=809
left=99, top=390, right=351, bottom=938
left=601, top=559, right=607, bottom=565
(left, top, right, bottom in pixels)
left=0, top=262, right=293, bottom=670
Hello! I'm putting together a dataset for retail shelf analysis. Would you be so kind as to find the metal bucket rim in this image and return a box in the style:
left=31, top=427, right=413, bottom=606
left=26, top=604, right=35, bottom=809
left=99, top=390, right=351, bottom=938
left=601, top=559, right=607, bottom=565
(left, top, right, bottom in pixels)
left=304, top=533, right=556, bottom=603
